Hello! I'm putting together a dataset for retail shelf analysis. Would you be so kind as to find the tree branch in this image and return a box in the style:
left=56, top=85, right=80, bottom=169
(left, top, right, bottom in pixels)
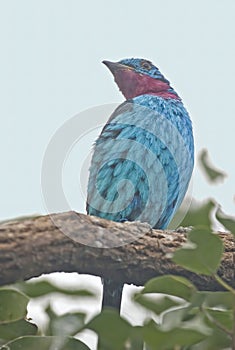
left=0, top=212, right=234, bottom=290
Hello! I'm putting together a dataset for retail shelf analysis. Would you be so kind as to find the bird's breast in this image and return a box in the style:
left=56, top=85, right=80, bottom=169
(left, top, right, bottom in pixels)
left=87, top=96, right=194, bottom=229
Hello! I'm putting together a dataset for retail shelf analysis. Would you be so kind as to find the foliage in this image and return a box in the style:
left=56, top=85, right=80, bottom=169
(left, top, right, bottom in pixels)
left=198, top=149, right=227, bottom=183
left=0, top=150, right=234, bottom=350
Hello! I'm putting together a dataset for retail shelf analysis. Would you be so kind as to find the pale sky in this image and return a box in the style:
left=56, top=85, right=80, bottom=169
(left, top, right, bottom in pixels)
left=1, top=0, right=235, bottom=220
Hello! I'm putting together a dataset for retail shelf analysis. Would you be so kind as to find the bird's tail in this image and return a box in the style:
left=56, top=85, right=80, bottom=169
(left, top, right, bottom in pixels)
left=102, top=278, right=123, bottom=310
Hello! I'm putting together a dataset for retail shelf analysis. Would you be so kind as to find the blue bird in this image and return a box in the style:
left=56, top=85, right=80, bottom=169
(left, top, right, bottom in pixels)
left=86, top=58, right=194, bottom=308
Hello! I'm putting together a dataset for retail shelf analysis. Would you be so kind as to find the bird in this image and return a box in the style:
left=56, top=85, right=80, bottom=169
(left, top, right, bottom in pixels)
left=86, top=58, right=194, bottom=309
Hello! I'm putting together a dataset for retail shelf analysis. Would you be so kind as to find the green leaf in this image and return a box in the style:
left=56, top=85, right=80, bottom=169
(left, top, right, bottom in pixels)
left=15, top=280, right=94, bottom=298
left=192, top=309, right=233, bottom=350
left=198, top=149, right=227, bottom=183
left=216, top=208, right=235, bottom=236
left=192, top=291, right=234, bottom=310
left=141, top=275, right=197, bottom=301
left=161, top=306, right=192, bottom=329
left=143, top=320, right=207, bottom=349
left=161, top=306, right=232, bottom=350
left=127, top=326, right=144, bottom=350
left=179, top=199, right=216, bottom=229
left=192, top=330, right=231, bottom=350
left=87, top=309, right=132, bottom=349
left=2, top=336, right=90, bottom=350
left=0, top=319, right=37, bottom=341
left=134, top=294, right=183, bottom=315
left=206, top=309, right=233, bottom=332
left=161, top=306, right=213, bottom=336
left=0, top=289, right=29, bottom=324
left=173, top=228, right=224, bottom=275
left=47, top=311, right=86, bottom=337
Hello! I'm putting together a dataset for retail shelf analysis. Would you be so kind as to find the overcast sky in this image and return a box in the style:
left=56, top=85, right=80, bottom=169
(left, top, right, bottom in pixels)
left=1, top=0, right=235, bottom=221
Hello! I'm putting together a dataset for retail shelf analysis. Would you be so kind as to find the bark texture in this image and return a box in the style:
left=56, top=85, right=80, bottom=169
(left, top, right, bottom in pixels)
left=0, top=212, right=234, bottom=290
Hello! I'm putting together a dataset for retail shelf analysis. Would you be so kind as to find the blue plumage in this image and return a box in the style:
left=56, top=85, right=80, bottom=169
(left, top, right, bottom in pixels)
left=86, top=58, right=194, bottom=308
left=87, top=95, right=194, bottom=229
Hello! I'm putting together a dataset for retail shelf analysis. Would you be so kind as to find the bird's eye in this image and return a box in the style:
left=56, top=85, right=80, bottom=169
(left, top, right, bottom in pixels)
left=141, top=61, right=152, bottom=70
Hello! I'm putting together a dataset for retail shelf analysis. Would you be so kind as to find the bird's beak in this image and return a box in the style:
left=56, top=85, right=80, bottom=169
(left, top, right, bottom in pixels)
left=102, top=60, right=134, bottom=73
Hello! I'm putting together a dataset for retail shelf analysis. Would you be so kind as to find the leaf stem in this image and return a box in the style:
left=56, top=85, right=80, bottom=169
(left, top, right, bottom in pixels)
left=212, top=273, right=235, bottom=348
left=202, top=306, right=233, bottom=337
left=213, top=273, right=235, bottom=296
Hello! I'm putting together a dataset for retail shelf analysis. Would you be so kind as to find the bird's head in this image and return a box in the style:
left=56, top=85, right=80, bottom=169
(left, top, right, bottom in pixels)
left=103, top=58, right=179, bottom=100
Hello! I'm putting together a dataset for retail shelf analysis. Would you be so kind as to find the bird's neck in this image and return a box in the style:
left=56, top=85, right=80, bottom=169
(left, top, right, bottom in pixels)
left=148, top=90, right=180, bottom=100
left=113, top=69, right=180, bottom=100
